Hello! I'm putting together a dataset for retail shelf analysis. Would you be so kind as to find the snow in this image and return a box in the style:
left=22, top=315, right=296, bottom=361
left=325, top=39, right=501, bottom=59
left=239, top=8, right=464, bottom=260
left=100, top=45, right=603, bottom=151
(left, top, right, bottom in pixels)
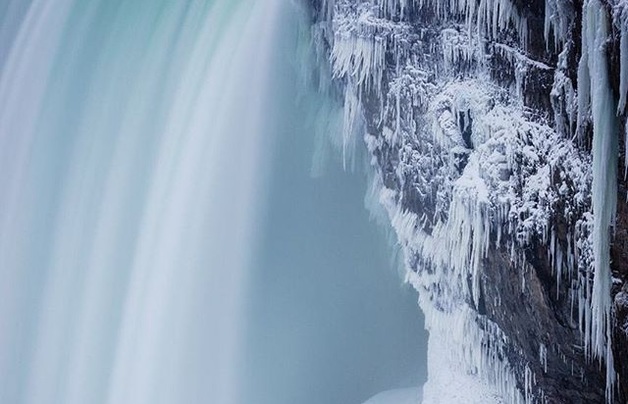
left=362, top=388, right=422, bottom=404
left=313, top=0, right=623, bottom=402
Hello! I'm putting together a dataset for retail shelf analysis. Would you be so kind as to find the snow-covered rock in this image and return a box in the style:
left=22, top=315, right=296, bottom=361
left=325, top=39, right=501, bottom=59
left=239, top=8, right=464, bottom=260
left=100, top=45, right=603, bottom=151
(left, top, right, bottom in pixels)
left=309, top=0, right=628, bottom=402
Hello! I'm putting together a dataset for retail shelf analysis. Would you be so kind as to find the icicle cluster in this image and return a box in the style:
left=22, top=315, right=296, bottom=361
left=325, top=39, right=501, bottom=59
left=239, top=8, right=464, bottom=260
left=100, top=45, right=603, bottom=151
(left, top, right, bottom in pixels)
left=312, top=0, right=628, bottom=402
left=578, top=0, right=618, bottom=400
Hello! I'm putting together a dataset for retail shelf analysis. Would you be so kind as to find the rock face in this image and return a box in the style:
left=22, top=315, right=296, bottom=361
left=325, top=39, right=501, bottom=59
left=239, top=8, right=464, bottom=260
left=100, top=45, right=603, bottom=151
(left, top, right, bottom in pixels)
left=308, top=0, right=628, bottom=402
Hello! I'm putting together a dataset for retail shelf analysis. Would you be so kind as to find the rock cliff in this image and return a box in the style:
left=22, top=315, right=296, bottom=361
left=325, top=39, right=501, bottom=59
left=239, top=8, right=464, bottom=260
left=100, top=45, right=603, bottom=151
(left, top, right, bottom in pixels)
left=308, top=0, right=628, bottom=402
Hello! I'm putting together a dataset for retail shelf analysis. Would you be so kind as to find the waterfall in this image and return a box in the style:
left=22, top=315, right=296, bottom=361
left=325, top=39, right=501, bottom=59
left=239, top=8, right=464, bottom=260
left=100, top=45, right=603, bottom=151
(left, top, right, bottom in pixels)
left=0, top=0, right=431, bottom=403
left=0, top=1, right=281, bottom=403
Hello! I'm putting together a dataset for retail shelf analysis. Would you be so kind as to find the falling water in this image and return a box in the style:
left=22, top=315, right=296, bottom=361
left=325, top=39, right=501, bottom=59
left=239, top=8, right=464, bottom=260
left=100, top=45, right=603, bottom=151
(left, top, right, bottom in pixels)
left=1, top=1, right=281, bottom=403
left=0, top=1, right=427, bottom=403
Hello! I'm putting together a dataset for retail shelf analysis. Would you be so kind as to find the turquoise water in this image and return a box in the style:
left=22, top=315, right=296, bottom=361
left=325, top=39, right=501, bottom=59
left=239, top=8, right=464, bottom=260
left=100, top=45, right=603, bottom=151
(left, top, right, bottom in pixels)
left=240, top=7, right=427, bottom=400
left=0, top=1, right=427, bottom=403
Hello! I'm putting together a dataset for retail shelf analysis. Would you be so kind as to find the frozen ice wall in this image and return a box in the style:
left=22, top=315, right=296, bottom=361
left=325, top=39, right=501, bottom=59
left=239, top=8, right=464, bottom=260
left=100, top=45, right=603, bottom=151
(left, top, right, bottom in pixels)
left=309, top=0, right=628, bottom=402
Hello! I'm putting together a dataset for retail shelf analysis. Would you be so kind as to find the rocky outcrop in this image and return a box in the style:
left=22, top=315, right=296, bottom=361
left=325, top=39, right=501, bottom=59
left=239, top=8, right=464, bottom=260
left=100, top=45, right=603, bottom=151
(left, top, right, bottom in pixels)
left=308, top=0, right=628, bottom=402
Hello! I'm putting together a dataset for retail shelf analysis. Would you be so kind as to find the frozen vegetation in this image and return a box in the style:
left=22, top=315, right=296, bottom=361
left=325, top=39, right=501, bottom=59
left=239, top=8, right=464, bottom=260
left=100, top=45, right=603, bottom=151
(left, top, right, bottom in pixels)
left=310, top=0, right=628, bottom=402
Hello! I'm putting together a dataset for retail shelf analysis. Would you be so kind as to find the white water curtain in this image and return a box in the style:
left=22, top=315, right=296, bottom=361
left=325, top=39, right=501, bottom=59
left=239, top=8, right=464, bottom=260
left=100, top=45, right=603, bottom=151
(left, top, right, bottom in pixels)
left=0, top=0, right=281, bottom=403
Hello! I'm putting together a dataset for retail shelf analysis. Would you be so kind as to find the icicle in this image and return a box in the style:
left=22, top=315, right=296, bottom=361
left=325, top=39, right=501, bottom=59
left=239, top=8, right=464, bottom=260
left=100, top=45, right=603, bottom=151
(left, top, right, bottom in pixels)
left=584, top=2, right=618, bottom=400
left=620, top=9, right=628, bottom=180
left=317, top=1, right=608, bottom=401
left=556, top=247, right=563, bottom=298
left=330, top=7, right=387, bottom=97
left=341, top=81, right=362, bottom=170
left=524, top=364, right=533, bottom=403
left=576, top=3, right=591, bottom=141
left=320, top=0, right=335, bottom=22
left=544, top=0, right=553, bottom=49
left=618, top=9, right=628, bottom=114
left=625, top=123, right=628, bottom=181
left=420, top=0, right=527, bottom=48
left=539, top=343, right=548, bottom=374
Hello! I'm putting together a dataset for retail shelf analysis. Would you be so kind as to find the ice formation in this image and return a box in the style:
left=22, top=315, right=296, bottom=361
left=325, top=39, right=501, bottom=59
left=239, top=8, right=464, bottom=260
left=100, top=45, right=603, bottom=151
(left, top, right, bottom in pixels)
left=311, top=0, right=628, bottom=402
left=580, top=0, right=618, bottom=398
